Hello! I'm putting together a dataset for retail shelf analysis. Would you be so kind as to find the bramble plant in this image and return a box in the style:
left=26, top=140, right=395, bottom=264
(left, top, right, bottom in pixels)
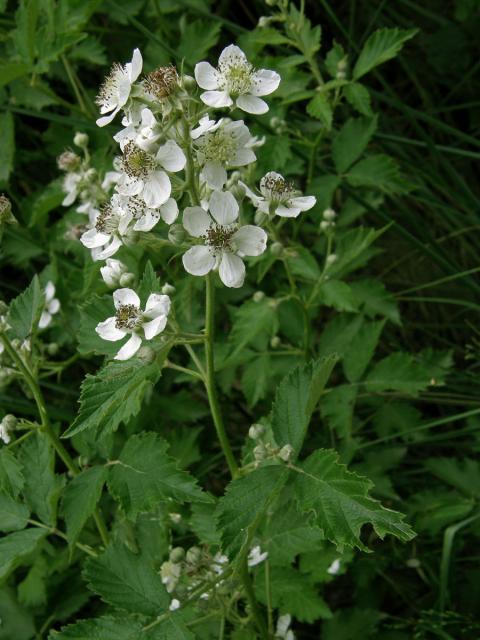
left=3, top=0, right=476, bottom=638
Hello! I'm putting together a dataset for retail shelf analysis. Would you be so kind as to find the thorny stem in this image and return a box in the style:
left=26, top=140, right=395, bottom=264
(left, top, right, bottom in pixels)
left=0, top=332, right=110, bottom=548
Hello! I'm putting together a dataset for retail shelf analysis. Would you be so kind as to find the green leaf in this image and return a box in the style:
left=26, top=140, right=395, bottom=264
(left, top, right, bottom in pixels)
left=320, top=385, right=357, bottom=438
left=328, top=226, right=385, bottom=279
left=49, top=617, right=143, bottom=640
left=216, top=466, right=288, bottom=557
left=62, top=466, right=107, bottom=546
left=108, top=432, right=210, bottom=519
left=349, top=279, right=400, bottom=324
left=271, top=356, right=338, bottom=456
left=289, top=246, right=321, bottom=281
left=146, top=617, right=194, bottom=640
left=0, top=63, right=30, bottom=89
left=84, top=542, right=169, bottom=616
left=346, top=154, right=407, bottom=193
left=177, top=20, right=221, bottom=62
left=316, top=279, right=359, bottom=312
left=7, top=275, right=44, bottom=341
left=424, top=458, right=480, bottom=498
left=0, top=449, right=24, bottom=498
left=190, top=501, right=221, bottom=546
left=325, top=42, right=346, bottom=78
left=343, top=319, right=385, bottom=382
left=323, top=607, right=379, bottom=639
left=65, top=343, right=172, bottom=438
left=241, top=354, right=270, bottom=407
left=0, top=528, right=46, bottom=581
left=17, top=556, right=47, bottom=607
left=293, top=449, right=415, bottom=550
left=343, top=83, right=373, bottom=116
left=0, top=109, right=15, bottom=185
left=0, top=491, right=29, bottom=532
left=70, top=38, right=107, bottom=66
left=306, top=92, right=332, bottom=129
left=353, top=28, right=418, bottom=79
left=0, top=587, right=36, bottom=640
left=19, top=432, right=64, bottom=526
left=332, top=116, right=378, bottom=173
left=77, top=295, right=123, bottom=357
left=365, top=352, right=432, bottom=395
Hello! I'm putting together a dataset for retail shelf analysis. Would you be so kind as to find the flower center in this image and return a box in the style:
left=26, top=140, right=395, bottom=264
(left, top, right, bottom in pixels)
left=144, top=65, right=178, bottom=99
left=122, top=142, right=155, bottom=179
left=115, top=304, right=140, bottom=330
left=95, top=204, right=119, bottom=234
left=260, top=175, right=296, bottom=203
left=96, top=63, right=125, bottom=106
left=219, top=61, right=253, bottom=95
left=201, top=130, right=237, bottom=165
left=204, top=224, right=236, bottom=253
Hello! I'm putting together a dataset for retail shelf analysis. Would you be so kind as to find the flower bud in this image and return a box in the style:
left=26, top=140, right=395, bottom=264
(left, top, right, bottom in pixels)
left=85, top=168, right=97, bottom=181
left=136, top=346, right=156, bottom=364
left=2, top=414, right=17, bottom=430
left=336, top=70, right=346, bottom=79
left=253, top=291, right=265, bottom=303
left=323, top=208, right=336, bottom=221
left=0, top=195, right=16, bottom=226
left=162, top=282, right=175, bottom=295
left=57, top=151, right=80, bottom=172
left=278, top=444, right=294, bottom=462
left=258, top=15, right=272, bottom=27
left=270, top=241, right=284, bottom=256
left=270, top=336, right=281, bottom=348
left=320, top=220, right=331, bottom=231
left=73, top=132, right=89, bottom=148
left=47, top=342, right=59, bottom=356
left=253, top=444, right=267, bottom=461
left=248, top=423, right=265, bottom=440
left=170, top=547, right=185, bottom=563
left=168, top=224, right=186, bottom=245
left=337, top=59, right=348, bottom=71
left=77, top=455, right=89, bottom=467
left=326, top=253, right=337, bottom=266
left=119, top=272, right=135, bottom=287
left=182, top=74, right=196, bottom=90
left=186, top=546, right=202, bottom=565
left=406, top=558, right=421, bottom=569
left=169, top=512, right=182, bottom=524
left=254, top=210, right=268, bottom=226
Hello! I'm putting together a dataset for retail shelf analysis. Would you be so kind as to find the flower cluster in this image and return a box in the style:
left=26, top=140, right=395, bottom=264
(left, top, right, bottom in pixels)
left=58, top=43, right=317, bottom=357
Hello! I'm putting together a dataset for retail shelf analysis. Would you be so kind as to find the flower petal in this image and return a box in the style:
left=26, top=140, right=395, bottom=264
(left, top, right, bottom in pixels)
left=38, top=311, right=51, bottom=329
left=183, top=207, right=211, bottom=237
left=133, top=210, right=160, bottom=232
left=145, top=293, right=171, bottom=316
left=231, top=148, right=256, bottom=167
left=48, top=298, right=60, bottom=315
left=95, top=236, right=123, bottom=260
left=195, top=61, right=219, bottom=90
left=275, top=204, right=301, bottom=218
left=232, top=225, right=267, bottom=256
left=219, top=252, right=245, bottom=288
left=201, top=162, right=227, bottom=190
left=209, top=190, right=239, bottom=226
left=251, top=69, right=281, bottom=96
left=113, top=288, right=140, bottom=309
left=236, top=94, right=268, bottom=115
left=44, top=281, right=55, bottom=302
left=239, top=181, right=263, bottom=207
left=81, top=228, right=111, bottom=249
left=143, top=315, right=168, bottom=340
left=290, top=195, right=316, bottom=211
left=96, top=316, right=126, bottom=341
left=182, top=245, right=215, bottom=276
left=219, top=44, right=248, bottom=67
left=160, top=198, right=178, bottom=224
left=96, top=106, right=121, bottom=127
left=142, top=171, right=171, bottom=208
left=129, top=48, right=143, bottom=82
left=115, top=333, right=142, bottom=360
left=200, top=90, right=233, bottom=108
left=156, top=140, right=186, bottom=173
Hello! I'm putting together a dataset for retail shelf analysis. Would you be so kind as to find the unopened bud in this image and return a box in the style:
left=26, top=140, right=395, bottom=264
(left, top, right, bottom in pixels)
left=170, top=547, right=185, bottom=563
left=168, top=224, right=186, bottom=245
left=248, top=423, right=265, bottom=440
left=186, top=546, right=202, bottom=565
left=406, top=558, right=421, bottom=569
left=320, top=220, right=331, bottom=231
left=169, top=512, right=182, bottom=524
left=258, top=16, right=272, bottom=27
left=57, top=151, right=80, bottom=172
left=278, top=444, right=294, bottom=462
left=0, top=301, right=8, bottom=314
left=336, top=70, right=346, bottom=79
left=47, top=342, right=59, bottom=356
left=253, top=444, right=267, bottom=461
left=270, top=336, right=281, bottom=348
left=254, top=210, right=268, bottom=225
left=162, top=282, right=175, bottom=295
left=181, top=74, right=196, bottom=90
left=78, top=455, right=89, bottom=467
left=323, top=208, right=336, bottom=221
left=119, top=272, right=135, bottom=287
left=73, top=132, right=89, bottom=148
left=326, top=253, right=337, bottom=266
left=2, top=414, right=17, bottom=430
left=136, top=346, right=156, bottom=364
left=270, top=241, right=284, bottom=256
left=85, top=168, right=97, bottom=181
left=337, top=59, right=347, bottom=71
left=0, top=195, right=16, bottom=225
left=253, top=291, right=265, bottom=303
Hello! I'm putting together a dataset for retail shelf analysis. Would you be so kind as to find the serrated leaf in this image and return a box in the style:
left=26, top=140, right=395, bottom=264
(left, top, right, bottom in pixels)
left=320, top=385, right=357, bottom=438
left=108, top=432, right=210, bottom=519
left=177, top=20, right=221, bottom=62
left=353, top=28, right=418, bottom=79
left=306, top=92, right=332, bottom=129
left=7, top=275, right=44, bottom=340
left=0, top=62, right=30, bottom=89
left=293, top=449, right=415, bottom=550
left=343, top=319, right=385, bottom=382
left=0, top=491, right=29, bottom=532
left=62, top=466, right=107, bottom=546
left=65, top=343, right=172, bottom=438
left=70, top=38, right=107, bottom=66
left=365, top=352, right=432, bottom=395
left=424, top=458, right=480, bottom=498
left=325, top=42, right=346, bottom=78
left=0, top=586, right=36, bottom=640
left=349, top=278, right=400, bottom=324
left=241, top=354, right=270, bottom=407
left=343, top=82, right=372, bottom=116
left=0, top=528, right=46, bottom=581
left=216, top=466, right=288, bottom=557
left=84, top=542, right=169, bottom=615
left=316, top=279, right=359, bottom=312
left=77, top=294, right=124, bottom=356
left=146, top=617, right=195, bottom=640
left=49, top=616, right=143, bottom=640
left=18, top=556, right=47, bottom=607
left=0, top=111, right=15, bottom=184
left=327, top=226, right=386, bottom=279
left=332, top=116, right=378, bottom=173
left=347, top=154, right=407, bottom=193
left=19, top=432, right=64, bottom=526
left=190, top=501, right=221, bottom=546
left=0, top=448, right=24, bottom=498
left=271, top=356, right=337, bottom=456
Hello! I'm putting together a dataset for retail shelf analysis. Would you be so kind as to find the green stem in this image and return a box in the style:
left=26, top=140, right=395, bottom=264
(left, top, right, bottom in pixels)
left=239, top=559, right=269, bottom=639
left=204, top=274, right=239, bottom=479
left=0, top=333, right=109, bottom=547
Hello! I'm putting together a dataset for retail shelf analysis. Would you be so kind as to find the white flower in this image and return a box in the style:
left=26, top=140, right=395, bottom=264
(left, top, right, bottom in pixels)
left=248, top=545, right=268, bottom=567
left=276, top=614, right=295, bottom=640
left=195, top=44, right=280, bottom=115
left=169, top=598, right=181, bottom=611
left=194, top=119, right=256, bottom=190
left=39, top=282, right=60, bottom=329
left=241, top=172, right=316, bottom=218
left=81, top=199, right=133, bottom=261
left=212, top=552, right=229, bottom=575
left=117, top=139, right=186, bottom=209
left=0, top=415, right=15, bottom=444
left=114, top=108, right=163, bottom=153
left=182, top=190, right=267, bottom=288
left=96, top=288, right=171, bottom=360
left=160, top=560, right=182, bottom=593
left=96, top=49, right=143, bottom=127
left=62, top=172, right=82, bottom=207
left=327, top=558, right=341, bottom=575
left=100, top=258, right=132, bottom=288
left=120, top=194, right=179, bottom=232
